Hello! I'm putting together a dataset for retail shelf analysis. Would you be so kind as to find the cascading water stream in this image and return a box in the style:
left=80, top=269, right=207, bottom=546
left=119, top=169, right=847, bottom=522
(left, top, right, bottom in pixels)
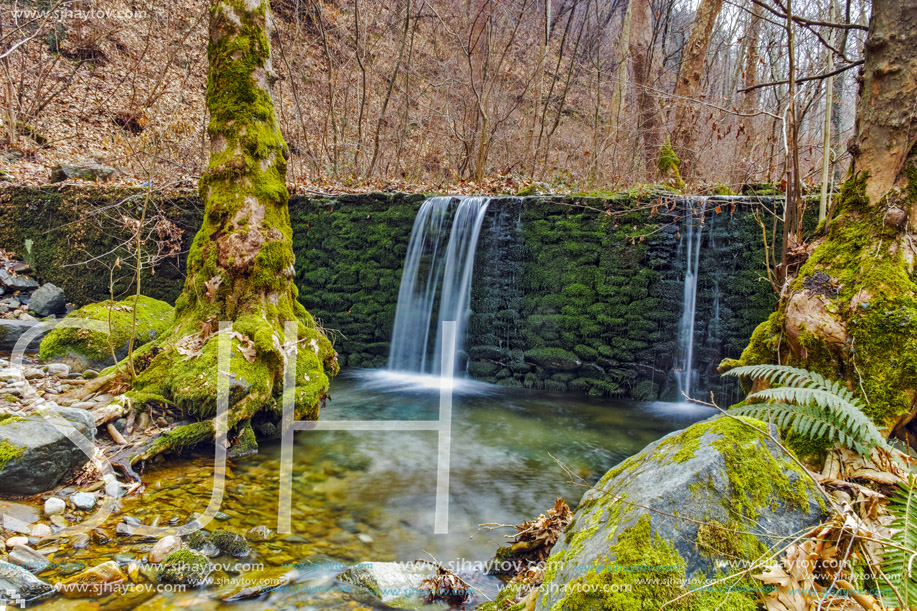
left=387, top=196, right=490, bottom=376
left=674, top=201, right=707, bottom=400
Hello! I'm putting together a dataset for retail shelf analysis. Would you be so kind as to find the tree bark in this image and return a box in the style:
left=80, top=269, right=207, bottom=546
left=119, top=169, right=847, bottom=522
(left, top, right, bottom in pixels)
left=629, top=0, right=660, bottom=178
left=116, top=0, right=338, bottom=462
left=726, top=0, right=917, bottom=447
left=670, top=0, right=724, bottom=179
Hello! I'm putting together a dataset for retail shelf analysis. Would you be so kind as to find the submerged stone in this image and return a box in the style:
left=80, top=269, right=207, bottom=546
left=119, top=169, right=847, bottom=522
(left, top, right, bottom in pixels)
left=339, top=561, right=449, bottom=611
left=59, top=560, right=126, bottom=598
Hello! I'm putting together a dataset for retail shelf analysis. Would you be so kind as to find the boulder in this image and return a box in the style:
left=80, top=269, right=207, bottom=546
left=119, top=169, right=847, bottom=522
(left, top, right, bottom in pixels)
left=338, top=562, right=448, bottom=611
left=533, top=416, right=826, bottom=611
left=0, top=319, right=50, bottom=352
left=0, top=405, right=96, bottom=496
left=38, top=296, right=174, bottom=372
left=49, top=160, right=118, bottom=182
left=28, top=284, right=66, bottom=317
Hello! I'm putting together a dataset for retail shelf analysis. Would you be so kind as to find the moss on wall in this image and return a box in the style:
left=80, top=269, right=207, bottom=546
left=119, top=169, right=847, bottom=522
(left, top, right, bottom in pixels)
left=0, top=187, right=779, bottom=402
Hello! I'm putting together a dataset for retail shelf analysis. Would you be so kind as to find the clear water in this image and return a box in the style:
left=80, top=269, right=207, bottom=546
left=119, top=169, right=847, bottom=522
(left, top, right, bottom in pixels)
left=26, top=371, right=716, bottom=610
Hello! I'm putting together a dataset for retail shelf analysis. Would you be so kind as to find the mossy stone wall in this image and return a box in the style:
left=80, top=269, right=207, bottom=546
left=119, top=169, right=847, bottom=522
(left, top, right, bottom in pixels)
left=0, top=187, right=778, bottom=401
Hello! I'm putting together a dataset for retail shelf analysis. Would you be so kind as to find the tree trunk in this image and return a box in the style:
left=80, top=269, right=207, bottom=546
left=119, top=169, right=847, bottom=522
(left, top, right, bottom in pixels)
left=113, top=0, right=338, bottom=462
left=737, top=4, right=762, bottom=179
left=629, top=0, right=660, bottom=178
left=726, top=0, right=917, bottom=447
left=669, top=0, right=723, bottom=180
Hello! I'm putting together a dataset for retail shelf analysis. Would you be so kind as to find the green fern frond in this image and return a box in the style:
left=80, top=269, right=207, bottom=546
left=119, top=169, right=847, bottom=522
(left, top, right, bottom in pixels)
left=881, top=474, right=917, bottom=608
left=723, top=364, right=887, bottom=457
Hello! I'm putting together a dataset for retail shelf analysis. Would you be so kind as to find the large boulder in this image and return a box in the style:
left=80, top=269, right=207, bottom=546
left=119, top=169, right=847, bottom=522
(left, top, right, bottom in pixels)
left=533, top=416, right=826, bottom=611
left=0, top=405, right=96, bottom=496
left=28, top=283, right=67, bottom=317
left=39, top=296, right=174, bottom=372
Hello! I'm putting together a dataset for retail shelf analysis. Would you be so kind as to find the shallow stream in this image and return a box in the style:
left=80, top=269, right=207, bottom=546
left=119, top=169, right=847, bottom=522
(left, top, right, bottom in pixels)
left=25, top=370, right=715, bottom=610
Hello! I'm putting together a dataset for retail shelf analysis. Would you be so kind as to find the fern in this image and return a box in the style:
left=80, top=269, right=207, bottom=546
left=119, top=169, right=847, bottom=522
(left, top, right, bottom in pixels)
left=723, top=364, right=887, bottom=456
left=882, top=474, right=917, bottom=608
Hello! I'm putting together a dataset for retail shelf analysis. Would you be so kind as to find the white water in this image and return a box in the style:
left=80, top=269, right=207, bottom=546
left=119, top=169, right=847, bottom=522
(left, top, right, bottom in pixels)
left=674, top=202, right=706, bottom=400
left=387, top=196, right=491, bottom=375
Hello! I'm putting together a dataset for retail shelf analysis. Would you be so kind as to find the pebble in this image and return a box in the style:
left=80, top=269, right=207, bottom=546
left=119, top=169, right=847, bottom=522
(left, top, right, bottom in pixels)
left=50, top=515, right=68, bottom=528
left=71, top=401, right=95, bottom=409
left=70, top=492, right=97, bottom=511
left=248, top=525, right=273, bottom=541
left=82, top=369, right=99, bottom=379
left=23, top=367, right=42, bottom=380
left=6, top=536, right=28, bottom=548
left=44, top=497, right=66, bottom=516
left=105, top=479, right=125, bottom=498
left=29, top=523, right=51, bottom=538
left=357, top=533, right=373, bottom=544
left=148, top=535, right=181, bottom=563
left=71, top=533, right=90, bottom=549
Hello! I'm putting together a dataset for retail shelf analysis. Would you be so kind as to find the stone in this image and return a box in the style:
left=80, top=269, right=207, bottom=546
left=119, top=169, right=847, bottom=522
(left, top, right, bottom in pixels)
left=0, top=319, right=50, bottom=352
left=157, top=550, right=214, bottom=586
left=49, top=160, right=119, bottom=183
left=5, top=536, right=28, bottom=548
left=0, top=405, right=95, bottom=496
left=0, top=559, right=53, bottom=603
left=45, top=363, right=71, bottom=377
left=70, top=491, right=97, bottom=511
left=0, top=269, right=38, bottom=291
left=44, top=497, right=66, bottom=516
left=247, top=525, right=272, bottom=541
left=28, top=284, right=67, bottom=317
left=534, top=416, right=827, bottom=611
left=148, top=535, right=181, bottom=563
left=58, top=560, right=126, bottom=598
left=218, top=567, right=297, bottom=602
left=49, top=515, right=68, bottom=528
left=38, top=295, right=173, bottom=373
left=8, top=544, right=50, bottom=573
left=29, top=523, right=51, bottom=538
left=208, top=529, right=251, bottom=557
left=339, top=562, right=450, bottom=611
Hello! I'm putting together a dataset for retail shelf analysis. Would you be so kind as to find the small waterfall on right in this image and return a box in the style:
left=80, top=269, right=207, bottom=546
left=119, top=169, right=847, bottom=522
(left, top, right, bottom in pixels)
left=673, top=202, right=707, bottom=400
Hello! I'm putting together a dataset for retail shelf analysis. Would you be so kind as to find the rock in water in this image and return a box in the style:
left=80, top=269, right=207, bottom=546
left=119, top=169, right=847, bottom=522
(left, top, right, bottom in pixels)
left=0, top=405, right=95, bottom=496
left=339, top=562, right=448, bottom=611
left=157, top=550, right=213, bottom=586
left=0, top=559, right=53, bottom=603
left=69, top=492, right=97, bottom=511
left=8, top=545, right=50, bottom=573
left=532, top=416, right=827, bottom=611
left=28, top=284, right=67, bottom=317
left=58, top=560, right=126, bottom=597
left=148, top=535, right=181, bottom=563
left=43, top=497, right=66, bottom=516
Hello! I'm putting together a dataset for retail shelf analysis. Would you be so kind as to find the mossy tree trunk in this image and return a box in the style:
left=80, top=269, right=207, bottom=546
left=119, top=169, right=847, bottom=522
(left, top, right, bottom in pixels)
left=725, top=0, right=917, bottom=446
left=116, top=0, right=337, bottom=462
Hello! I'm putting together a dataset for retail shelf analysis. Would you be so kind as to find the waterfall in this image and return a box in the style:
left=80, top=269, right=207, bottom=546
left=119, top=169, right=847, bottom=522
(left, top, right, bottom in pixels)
left=673, top=203, right=706, bottom=400
left=387, top=196, right=490, bottom=375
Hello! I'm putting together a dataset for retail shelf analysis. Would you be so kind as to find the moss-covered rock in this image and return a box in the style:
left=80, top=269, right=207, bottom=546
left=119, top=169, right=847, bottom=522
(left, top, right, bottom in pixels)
left=157, top=549, right=214, bottom=586
left=39, top=295, right=174, bottom=372
left=533, top=415, right=826, bottom=611
left=208, top=528, right=251, bottom=557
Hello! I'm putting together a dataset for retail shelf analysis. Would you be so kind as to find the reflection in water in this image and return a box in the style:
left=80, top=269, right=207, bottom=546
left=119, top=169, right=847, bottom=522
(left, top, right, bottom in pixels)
left=28, top=370, right=715, bottom=609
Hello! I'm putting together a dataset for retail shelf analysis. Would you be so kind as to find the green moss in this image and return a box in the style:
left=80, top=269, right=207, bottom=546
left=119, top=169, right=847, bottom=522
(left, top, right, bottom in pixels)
left=694, top=520, right=765, bottom=561
left=157, top=549, right=214, bottom=586
left=650, top=417, right=818, bottom=519
left=0, top=438, right=25, bottom=471
left=208, top=529, right=251, bottom=557
left=39, top=296, right=174, bottom=365
left=657, top=141, right=686, bottom=191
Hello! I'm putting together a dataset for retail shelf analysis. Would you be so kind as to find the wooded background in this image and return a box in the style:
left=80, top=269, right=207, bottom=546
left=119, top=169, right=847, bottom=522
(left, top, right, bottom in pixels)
left=0, top=0, right=867, bottom=191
